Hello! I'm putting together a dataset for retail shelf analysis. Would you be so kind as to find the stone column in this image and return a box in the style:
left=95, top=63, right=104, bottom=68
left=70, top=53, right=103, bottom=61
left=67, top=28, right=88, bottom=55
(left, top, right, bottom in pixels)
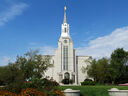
left=74, top=73, right=77, bottom=85
left=63, top=73, right=65, bottom=79
left=70, top=72, right=72, bottom=80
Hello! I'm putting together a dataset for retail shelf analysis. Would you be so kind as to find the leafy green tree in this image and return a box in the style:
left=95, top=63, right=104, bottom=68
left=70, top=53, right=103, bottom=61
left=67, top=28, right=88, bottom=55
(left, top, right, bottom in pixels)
left=84, top=57, right=113, bottom=84
left=13, top=50, right=52, bottom=81
left=0, top=66, right=8, bottom=85
left=96, top=58, right=109, bottom=83
left=0, top=50, right=52, bottom=93
left=82, top=48, right=128, bottom=84
left=86, top=59, right=98, bottom=82
left=110, top=48, right=128, bottom=84
left=0, top=64, right=24, bottom=93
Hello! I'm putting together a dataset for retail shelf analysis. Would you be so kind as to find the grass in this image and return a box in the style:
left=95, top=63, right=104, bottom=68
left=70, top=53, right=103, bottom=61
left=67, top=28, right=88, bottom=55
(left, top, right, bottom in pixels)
left=59, top=85, right=128, bottom=96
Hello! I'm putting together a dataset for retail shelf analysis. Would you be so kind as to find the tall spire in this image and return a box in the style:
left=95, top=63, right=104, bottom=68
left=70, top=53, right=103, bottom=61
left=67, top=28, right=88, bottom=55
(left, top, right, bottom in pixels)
left=61, top=6, right=70, bottom=38
left=63, top=6, right=67, bottom=23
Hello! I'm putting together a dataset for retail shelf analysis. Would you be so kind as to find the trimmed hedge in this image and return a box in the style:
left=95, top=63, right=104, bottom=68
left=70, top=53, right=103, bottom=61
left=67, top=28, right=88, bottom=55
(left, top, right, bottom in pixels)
left=81, top=79, right=96, bottom=85
left=81, top=81, right=96, bottom=85
left=61, top=79, right=74, bottom=84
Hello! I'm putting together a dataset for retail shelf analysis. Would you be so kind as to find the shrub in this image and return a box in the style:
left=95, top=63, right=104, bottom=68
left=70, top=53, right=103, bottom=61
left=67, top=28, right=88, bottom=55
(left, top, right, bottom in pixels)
left=41, top=78, right=59, bottom=91
left=0, top=78, right=62, bottom=96
left=0, top=89, right=17, bottom=96
left=69, top=79, right=74, bottom=84
left=0, top=88, right=65, bottom=96
left=23, top=81, right=33, bottom=89
left=24, top=78, right=43, bottom=89
left=20, top=88, right=46, bottom=96
left=51, top=80, right=59, bottom=86
left=47, top=89, right=65, bottom=96
left=61, top=79, right=74, bottom=84
left=81, top=81, right=96, bottom=85
left=62, top=79, right=69, bottom=84
left=0, top=88, right=46, bottom=96
left=42, top=78, right=59, bottom=87
left=55, top=89, right=65, bottom=96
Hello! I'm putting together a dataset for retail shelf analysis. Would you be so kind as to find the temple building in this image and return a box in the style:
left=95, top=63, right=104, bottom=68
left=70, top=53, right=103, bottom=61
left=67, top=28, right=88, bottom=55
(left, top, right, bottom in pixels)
left=45, top=6, right=90, bottom=85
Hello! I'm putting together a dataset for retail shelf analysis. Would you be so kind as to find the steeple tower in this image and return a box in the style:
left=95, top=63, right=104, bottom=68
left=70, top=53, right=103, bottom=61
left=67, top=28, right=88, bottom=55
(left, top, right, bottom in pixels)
left=45, top=5, right=88, bottom=86
left=61, top=6, right=70, bottom=38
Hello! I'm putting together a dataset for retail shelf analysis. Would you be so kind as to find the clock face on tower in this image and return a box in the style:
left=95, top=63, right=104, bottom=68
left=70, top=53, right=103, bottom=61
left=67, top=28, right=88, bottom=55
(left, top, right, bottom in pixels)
left=64, top=40, right=67, bottom=43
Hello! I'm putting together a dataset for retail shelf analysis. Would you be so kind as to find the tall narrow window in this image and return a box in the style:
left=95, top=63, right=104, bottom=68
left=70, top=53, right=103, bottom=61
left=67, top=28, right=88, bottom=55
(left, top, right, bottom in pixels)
left=64, top=28, right=66, bottom=33
left=63, top=46, right=68, bottom=70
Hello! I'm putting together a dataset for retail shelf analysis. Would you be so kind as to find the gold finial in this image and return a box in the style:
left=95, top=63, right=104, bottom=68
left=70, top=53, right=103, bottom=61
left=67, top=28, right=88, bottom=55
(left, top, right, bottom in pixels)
left=63, top=6, right=67, bottom=23
left=64, top=6, right=66, bottom=11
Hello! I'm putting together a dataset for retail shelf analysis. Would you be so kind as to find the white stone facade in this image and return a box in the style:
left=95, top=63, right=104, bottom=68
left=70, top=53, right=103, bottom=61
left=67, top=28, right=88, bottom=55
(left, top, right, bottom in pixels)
left=45, top=6, right=90, bottom=85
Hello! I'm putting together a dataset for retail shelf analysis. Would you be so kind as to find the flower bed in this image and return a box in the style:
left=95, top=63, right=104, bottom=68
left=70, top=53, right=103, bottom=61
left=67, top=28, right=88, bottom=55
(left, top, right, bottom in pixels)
left=0, top=88, right=64, bottom=96
left=0, top=88, right=46, bottom=96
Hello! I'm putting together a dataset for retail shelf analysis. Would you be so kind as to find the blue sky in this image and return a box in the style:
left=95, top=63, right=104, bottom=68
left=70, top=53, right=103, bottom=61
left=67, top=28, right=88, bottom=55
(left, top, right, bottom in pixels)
left=1, top=0, right=128, bottom=65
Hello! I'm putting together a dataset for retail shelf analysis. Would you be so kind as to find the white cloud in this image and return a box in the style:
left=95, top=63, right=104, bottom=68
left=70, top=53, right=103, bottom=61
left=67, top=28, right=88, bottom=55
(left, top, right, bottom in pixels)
left=0, top=56, right=16, bottom=66
left=0, top=2, right=28, bottom=26
left=39, top=46, right=55, bottom=55
left=28, top=43, right=56, bottom=55
left=76, top=26, right=128, bottom=59
left=0, top=56, right=10, bottom=66
left=29, top=26, right=128, bottom=59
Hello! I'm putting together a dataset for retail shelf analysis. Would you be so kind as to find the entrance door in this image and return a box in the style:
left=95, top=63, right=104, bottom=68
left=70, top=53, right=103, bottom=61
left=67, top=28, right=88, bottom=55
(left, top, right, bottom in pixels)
left=64, top=72, right=70, bottom=84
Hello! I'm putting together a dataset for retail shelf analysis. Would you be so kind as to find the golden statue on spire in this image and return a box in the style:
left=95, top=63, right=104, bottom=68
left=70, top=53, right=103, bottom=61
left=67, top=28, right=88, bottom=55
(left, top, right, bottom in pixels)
left=64, top=6, right=66, bottom=12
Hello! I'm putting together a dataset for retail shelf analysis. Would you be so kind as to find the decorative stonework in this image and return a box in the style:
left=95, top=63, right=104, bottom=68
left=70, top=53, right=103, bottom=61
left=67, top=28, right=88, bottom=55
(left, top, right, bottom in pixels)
left=64, top=88, right=80, bottom=96
left=108, top=88, right=128, bottom=96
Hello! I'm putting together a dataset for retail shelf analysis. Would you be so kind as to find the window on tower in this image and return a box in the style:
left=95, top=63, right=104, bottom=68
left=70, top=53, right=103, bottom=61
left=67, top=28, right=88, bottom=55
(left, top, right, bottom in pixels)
left=64, top=40, right=67, bottom=43
left=65, top=28, right=66, bottom=33
left=63, top=46, right=68, bottom=70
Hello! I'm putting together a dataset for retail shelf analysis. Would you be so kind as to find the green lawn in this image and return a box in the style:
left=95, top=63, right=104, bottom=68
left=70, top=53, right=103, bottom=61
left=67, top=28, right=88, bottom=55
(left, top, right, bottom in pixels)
left=59, top=85, right=128, bottom=96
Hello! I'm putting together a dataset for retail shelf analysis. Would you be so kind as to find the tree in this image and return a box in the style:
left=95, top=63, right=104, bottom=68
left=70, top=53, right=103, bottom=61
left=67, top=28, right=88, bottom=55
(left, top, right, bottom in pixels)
left=96, top=58, right=109, bottom=83
left=110, top=48, right=128, bottom=84
left=0, top=64, right=24, bottom=93
left=83, top=48, right=128, bottom=84
left=13, top=50, right=52, bottom=81
left=0, top=50, right=52, bottom=92
left=0, top=66, right=8, bottom=85
left=86, top=59, right=98, bottom=82
left=84, top=58, right=113, bottom=84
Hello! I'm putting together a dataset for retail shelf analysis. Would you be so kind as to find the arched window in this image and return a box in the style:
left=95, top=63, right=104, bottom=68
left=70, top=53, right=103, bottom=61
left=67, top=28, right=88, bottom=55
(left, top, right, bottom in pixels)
left=64, top=72, right=70, bottom=79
